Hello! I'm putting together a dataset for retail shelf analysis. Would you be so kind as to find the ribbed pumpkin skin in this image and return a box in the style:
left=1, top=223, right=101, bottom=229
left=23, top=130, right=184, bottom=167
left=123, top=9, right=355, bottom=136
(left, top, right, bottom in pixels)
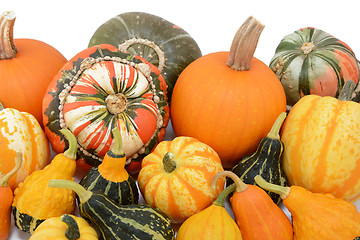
left=281, top=94, right=360, bottom=201
left=42, top=44, right=169, bottom=174
left=138, top=136, right=225, bottom=223
left=0, top=108, right=50, bottom=191
left=88, top=11, right=202, bottom=100
left=171, top=52, right=286, bottom=169
left=0, top=39, right=67, bottom=125
left=270, top=27, right=359, bottom=106
left=29, top=215, right=98, bottom=240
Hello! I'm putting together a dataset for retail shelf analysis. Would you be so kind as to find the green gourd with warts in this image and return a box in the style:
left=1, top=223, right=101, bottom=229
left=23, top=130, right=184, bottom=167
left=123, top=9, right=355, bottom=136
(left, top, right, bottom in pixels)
left=49, top=180, right=175, bottom=240
left=227, top=112, right=287, bottom=204
left=79, top=127, right=139, bottom=205
left=12, top=129, right=78, bottom=234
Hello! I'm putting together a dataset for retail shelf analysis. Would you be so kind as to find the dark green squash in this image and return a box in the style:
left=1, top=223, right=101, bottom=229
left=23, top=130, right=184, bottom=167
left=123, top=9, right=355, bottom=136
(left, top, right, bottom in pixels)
left=79, top=127, right=139, bottom=205
left=88, top=11, right=202, bottom=100
left=226, top=112, right=288, bottom=204
left=49, top=180, right=175, bottom=240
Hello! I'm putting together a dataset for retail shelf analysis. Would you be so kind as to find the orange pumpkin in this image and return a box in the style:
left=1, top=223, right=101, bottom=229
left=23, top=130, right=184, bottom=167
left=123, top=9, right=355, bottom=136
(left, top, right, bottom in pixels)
left=0, top=11, right=67, bottom=125
left=170, top=16, right=286, bottom=169
left=137, top=136, right=225, bottom=223
left=0, top=103, right=50, bottom=191
left=281, top=80, right=360, bottom=201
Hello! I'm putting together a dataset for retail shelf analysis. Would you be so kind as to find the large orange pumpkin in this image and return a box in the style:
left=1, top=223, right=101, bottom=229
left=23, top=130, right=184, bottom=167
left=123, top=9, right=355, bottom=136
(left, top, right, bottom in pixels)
left=137, top=136, right=225, bottom=223
left=0, top=103, right=50, bottom=191
left=0, top=11, right=67, bottom=125
left=170, top=17, right=286, bottom=169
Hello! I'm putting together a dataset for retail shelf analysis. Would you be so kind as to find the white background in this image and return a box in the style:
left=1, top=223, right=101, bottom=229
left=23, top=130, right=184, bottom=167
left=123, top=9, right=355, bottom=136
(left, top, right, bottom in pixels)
left=3, top=0, right=360, bottom=239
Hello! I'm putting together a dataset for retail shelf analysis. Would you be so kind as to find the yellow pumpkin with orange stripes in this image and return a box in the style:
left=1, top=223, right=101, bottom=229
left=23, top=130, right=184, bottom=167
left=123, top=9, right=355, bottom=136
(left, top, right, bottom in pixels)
left=281, top=80, right=360, bottom=202
left=0, top=103, right=50, bottom=191
left=137, top=136, right=225, bottom=223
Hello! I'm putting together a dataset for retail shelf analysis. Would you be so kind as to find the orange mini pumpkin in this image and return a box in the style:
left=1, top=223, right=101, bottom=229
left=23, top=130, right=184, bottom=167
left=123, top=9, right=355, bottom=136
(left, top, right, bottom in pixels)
left=137, top=136, right=225, bottom=223
left=170, top=16, right=286, bottom=169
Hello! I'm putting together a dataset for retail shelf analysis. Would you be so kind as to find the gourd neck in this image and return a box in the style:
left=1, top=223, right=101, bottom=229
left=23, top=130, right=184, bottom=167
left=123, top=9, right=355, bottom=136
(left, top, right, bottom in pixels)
left=61, top=214, right=80, bottom=240
left=338, top=80, right=356, bottom=101
left=213, top=184, right=236, bottom=207
left=211, top=170, right=248, bottom=193
left=60, top=129, right=78, bottom=160
left=48, top=179, right=92, bottom=204
left=254, top=175, right=290, bottom=199
left=0, top=11, right=17, bottom=60
left=0, top=152, right=21, bottom=187
left=163, top=152, right=177, bottom=173
left=98, top=127, right=129, bottom=182
left=267, top=112, right=287, bottom=139
left=226, top=16, right=264, bottom=71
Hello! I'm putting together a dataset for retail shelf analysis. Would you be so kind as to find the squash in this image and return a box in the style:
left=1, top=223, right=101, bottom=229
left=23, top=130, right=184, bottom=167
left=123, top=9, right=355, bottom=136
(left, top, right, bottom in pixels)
left=170, top=16, right=286, bottom=169
left=79, top=127, right=139, bottom=205
left=227, top=112, right=287, bottom=204
left=49, top=180, right=175, bottom=240
left=0, top=152, right=21, bottom=240
left=12, top=129, right=77, bottom=234
left=213, top=171, right=293, bottom=240
left=0, top=11, right=67, bottom=125
left=137, top=136, right=225, bottom=223
left=176, top=183, right=242, bottom=240
left=88, top=11, right=202, bottom=101
left=42, top=44, right=169, bottom=174
left=270, top=27, right=359, bottom=107
left=281, top=80, right=360, bottom=201
left=29, top=214, right=98, bottom=240
left=255, top=175, right=360, bottom=240
left=0, top=102, right=50, bottom=191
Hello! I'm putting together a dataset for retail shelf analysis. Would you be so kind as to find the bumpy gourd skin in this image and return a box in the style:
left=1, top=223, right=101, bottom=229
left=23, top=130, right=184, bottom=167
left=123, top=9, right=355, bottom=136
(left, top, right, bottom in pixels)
left=285, top=186, right=360, bottom=240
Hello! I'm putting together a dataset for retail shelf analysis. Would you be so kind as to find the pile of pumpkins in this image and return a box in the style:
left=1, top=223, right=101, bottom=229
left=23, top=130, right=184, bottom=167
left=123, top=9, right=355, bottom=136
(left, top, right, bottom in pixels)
left=1, top=9, right=360, bottom=240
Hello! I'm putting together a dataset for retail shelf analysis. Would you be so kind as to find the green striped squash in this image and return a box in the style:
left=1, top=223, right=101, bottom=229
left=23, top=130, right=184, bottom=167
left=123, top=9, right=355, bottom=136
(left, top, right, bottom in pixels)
left=49, top=180, right=175, bottom=240
left=269, top=27, right=359, bottom=106
left=88, top=11, right=202, bottom=101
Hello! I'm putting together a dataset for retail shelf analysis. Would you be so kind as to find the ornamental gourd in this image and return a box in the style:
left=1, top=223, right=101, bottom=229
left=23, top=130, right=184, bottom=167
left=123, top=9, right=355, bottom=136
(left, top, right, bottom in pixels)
left=0, top=11, right=67, bottom=124
left=137, top=136, right=225, bottom=223
left=42, top=44, right=169, bottom=174
left=29, top=214, right=98, bottom=240
left=49, top=180, right=175, bottom=240
left=0, top=102, right=50, bottom=191
left=12, top=129, right=78, bottom=234
left=281, top=80, right=360, bottom=201
left=270, top=27, right=359, bottom=106
left=255, top=175, right=360, bottom=240
left=88, top=11, right=202, bottom=100
left=170, top=16, right=286, bottom=169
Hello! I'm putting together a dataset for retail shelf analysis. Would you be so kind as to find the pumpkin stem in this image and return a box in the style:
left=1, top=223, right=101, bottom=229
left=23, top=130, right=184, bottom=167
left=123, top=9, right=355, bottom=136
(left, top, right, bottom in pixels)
left=0, top=101, right=4, bottom=111
left=213, top=184, right=236, bottom=207
left=211, top=171, right=247, bottom=193
left=60, top=128, right=78, bottom=160
left=48, top=179, right=92, bottom=204
left=163, top=152, right=177, bottom=173
left=338, top=80, right=356, bottom=101
left=61, top=214, right=80, bottom=240
left=0, top=11, right=17, bottom=59
left=0, top=152, right=21, bottom=187
left=267, top=112, right=287, bottom=139
left=254, top=175, right=290, bottom=199
left=226, top=16, right=264, bottom=71
left=110, top=127, right=124, bottom=156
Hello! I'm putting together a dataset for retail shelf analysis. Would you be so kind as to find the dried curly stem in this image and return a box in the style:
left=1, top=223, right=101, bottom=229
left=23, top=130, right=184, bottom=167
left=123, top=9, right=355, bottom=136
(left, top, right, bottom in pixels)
left=226, top=16, right=264, bottom=71
left=0, top=11, right=17, bottom=59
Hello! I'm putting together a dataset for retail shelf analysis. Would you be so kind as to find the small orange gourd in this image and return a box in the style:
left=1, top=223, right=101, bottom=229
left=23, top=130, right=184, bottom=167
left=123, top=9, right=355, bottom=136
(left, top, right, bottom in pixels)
left=12, top=129, right=78, bottom=234
left=0, top=152, right=21, bottom=240
left=138, top=136, right=225, bottom=223
left=212, top=171, right=293, bottom=240
left=170, top=16, right=286, bottom=169
left=0, top=11, right=67, bottom=124
left=255, top=175, right=360, bottom=240
left=176, top=183, right=242, bottom=240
